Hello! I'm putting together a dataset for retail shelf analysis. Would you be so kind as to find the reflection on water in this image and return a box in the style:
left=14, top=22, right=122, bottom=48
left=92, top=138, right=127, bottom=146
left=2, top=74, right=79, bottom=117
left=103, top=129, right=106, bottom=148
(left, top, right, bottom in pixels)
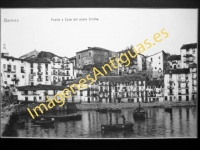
left=2, top=107, right=197, bottom=138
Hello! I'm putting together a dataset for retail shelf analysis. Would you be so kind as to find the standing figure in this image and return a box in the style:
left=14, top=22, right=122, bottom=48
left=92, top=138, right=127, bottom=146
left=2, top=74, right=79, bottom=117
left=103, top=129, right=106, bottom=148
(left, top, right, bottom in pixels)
left=121, top=115, right=126, bottom=124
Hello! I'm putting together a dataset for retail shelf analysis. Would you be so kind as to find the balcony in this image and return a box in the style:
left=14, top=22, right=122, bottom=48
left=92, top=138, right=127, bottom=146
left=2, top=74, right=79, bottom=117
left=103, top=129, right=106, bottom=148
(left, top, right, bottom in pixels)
left=37, top=78, right=43, bottom=82
left=11, top=77, right=19, bottom=82
left=192, top=76, right=197, bottom=79
left=37, top=72, right=43, bottom=75
left=191, top=69, right=197, bottom=73
left=183, top=59, right=193, bottom=63
left=52, top=72, right=58, bottom=75
left=183, top=54, right=194, bottom=58
left=192, top=90, right=196, bottom=94
left=167, top=86, right=174, bottom=89
left=168, top=92, right=174, bottom=95
left=4, top=68, right=11, bottom=72
left=178, top=92, right=189, bottom=95
left=21, top=69, right=25, bottom=73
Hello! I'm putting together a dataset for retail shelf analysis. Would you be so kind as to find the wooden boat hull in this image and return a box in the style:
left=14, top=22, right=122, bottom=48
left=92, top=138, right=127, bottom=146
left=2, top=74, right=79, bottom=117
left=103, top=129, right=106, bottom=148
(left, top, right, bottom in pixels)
left=164, top=107, right=172, bottom=112
left=34, top=120, right=55, bottom=127
left=101, top=122, right=133, bottom=131
left=107, top=109, right=121, bottom=113
left=133, top=112, right=146, bottom=120
left=38, top=114, right=82, bottom=121
left=96, top=108, right=108, bottom=113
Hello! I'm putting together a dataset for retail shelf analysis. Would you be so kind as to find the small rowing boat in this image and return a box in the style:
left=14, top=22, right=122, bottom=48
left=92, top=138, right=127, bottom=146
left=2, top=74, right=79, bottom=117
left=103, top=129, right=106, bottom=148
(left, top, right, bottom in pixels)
left=101, top=122, right=133, bottom=131
left=38, top=113, right=82, bottom=121
left=107, top=108, right=121, bottom=113
left=133, top=102, right=146, bottom=120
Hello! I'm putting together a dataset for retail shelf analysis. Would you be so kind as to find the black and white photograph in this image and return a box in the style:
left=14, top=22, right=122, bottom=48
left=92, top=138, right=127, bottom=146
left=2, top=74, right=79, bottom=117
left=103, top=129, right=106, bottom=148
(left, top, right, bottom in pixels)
left=0, top=8, right=198, bottom=139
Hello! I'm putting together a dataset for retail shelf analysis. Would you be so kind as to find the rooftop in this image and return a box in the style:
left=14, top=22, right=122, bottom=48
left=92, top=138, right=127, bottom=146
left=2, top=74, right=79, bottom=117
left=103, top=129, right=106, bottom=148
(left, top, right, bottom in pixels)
left=1, top=55, right=29, bottom=62
left=147, top=80, right=164, bottom=86
left=26, top=57, right=51, bottom=63
left=189, top=63, right=197, bottom=68
left=76, top=47, right=112, bottom=53
left=165, top=68, right=190, bottom=74
left=180, top=43, right=197, bottom=49
left=167, top=55, right=181, bottom=61
left=16, top=84, right=66, bottom=91
left=38, top=51, right=69, bottom=59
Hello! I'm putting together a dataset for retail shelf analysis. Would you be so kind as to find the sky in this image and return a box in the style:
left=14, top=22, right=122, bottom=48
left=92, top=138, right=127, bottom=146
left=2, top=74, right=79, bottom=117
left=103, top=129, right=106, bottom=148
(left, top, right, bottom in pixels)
left=1, top=8, right=198, bottom=58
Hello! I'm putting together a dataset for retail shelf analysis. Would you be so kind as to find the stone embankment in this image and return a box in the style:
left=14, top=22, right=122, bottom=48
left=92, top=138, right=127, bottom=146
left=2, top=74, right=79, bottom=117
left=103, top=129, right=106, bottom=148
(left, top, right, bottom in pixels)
left=76, top=101, right=196, bottom=110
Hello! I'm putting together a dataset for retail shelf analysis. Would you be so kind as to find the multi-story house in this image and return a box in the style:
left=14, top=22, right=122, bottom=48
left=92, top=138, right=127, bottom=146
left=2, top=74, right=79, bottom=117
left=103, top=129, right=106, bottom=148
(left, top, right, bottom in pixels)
left=167, top=55, right=182, bottom=70
left=28, top=58, right=51, bottom=86
left=146, top=80, right=164, bottom=102
left=118, top=49, right=146, bottom=76
left=180, top=43, right=197, bottom=68
left=164, top=69, right=192, bottom=102
left=189, top=63, right=197, bottom=101
left=76, top=47, right=118, bottom=75
left=51, top=56, right=74, bottom=84
left=16, top=84, right=66, bottom=103
left=146, top=50, right=168, bottom=80
left=1, top=44, right=31, bottom=88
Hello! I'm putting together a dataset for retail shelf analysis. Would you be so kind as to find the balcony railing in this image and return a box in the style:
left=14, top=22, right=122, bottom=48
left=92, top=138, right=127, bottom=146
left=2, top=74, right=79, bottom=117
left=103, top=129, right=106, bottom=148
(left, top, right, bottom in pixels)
left=192, top=90, right=196, bottom=94
left=183, top=54, right=194, bottom=58
left=11, top=77, right=19, bottom=82
left=183, top=59, right=193, bottom=63
left=168, top=92, right=174, bottom=95
left=167, top=86, right=174, bottom=89
left=37, top=72, right=43, bottom=75
left=37, top=78, right=43, bottom=82
left=192, top=76, right=197, bottom=79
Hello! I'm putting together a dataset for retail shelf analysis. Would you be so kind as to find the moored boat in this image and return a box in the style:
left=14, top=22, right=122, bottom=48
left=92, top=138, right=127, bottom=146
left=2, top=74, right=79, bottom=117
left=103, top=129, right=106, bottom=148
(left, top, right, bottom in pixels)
left=96, top=108, right=108, bottom=113
left=101, top=122, right=133, bottom=131
left=164, top=106, right=172, bottom=112
left=38, top=113, right=82, bottom=121
left=107, top=108, right=121, bottom=113
left=133, top=102, right=146, bottom=120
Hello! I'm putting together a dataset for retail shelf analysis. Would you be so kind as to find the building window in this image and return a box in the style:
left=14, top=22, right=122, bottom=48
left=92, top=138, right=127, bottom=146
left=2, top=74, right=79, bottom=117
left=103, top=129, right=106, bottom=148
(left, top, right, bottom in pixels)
left=31, top=69, right=33, bottom=74
left=165, top=96, right=167, bottom=101
left=21, top=60, right=23, bottom=63
left=31, top=63, right=33, bottom=68
left=151, top=58, right=153, bottom=62
left=155, top=67, right=157, bottom=70
left=78, top=55, right=81, bottom=59
left=22, top=75, right=24, bottom=78
left=170, top=96, right=172, bottom=101
left=159, top=56, right=160, bottom=59
left=12, top=58, right=14, bottom=62
left=179, top=96, right=182, bottom=101
left=4, top=81, right=7, bottom=84
left=7, top=58, right=9, bottom=61
left=7, top=75, right=10, bottom=78
left=39, top=97, right=42, bottom=100
left=13, top=65, right=16, bottom=70
left=89, top=52, right=91, bottom=57
left=3, top=64, right=6, bottom=69
left=31, top=82, right=34, bottom=86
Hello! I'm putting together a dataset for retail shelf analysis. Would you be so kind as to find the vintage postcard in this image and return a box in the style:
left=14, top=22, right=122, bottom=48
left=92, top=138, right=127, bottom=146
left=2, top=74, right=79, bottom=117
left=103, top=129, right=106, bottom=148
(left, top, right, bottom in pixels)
left=0, top=8, right=197, bottom=139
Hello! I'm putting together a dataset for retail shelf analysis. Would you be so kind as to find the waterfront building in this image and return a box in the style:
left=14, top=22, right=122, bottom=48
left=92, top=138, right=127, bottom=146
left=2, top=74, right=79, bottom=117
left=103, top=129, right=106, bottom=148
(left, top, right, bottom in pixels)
left=189, top=63, right=197, bottom=101
left=16, top=84, right=66, bottom=103
left=27, top=58, right=52, bottom=86
left=180, top=43, right=197, bottom=68
left=146, top=50, right=168, bottom=80
left=146, top=80, right=164, bottom=102
left=1, top=44, right=31, bottom=88
left=164, top=68, right=192, bottom=102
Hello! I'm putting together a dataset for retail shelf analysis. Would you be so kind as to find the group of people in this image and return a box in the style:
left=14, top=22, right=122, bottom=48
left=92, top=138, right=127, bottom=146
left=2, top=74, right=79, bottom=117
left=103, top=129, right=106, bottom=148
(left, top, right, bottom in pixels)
left=109, top=113, right=126, bottom=125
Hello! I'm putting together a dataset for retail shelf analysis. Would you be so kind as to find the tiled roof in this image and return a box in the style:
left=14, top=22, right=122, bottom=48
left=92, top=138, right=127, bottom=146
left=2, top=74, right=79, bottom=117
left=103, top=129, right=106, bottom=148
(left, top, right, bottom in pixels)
left=167, top=55, right=181, bottom=61
left=38, top=51, right=69, bottom=59
left=147, top=80, right=164, bottom=86
left=16, top=84, right=66, bottom=91
left=189, top=63, right=197, bottom=68
left=181, top=43, right=197, bottom=49
left=69, top=56, right=76, bottom=60
left=26, top=57, right=51, bottom=63
left=146, top=50, right=166, bottom=58
left=77, top=47, right=112, bottom=53
left=1, top=55, right=28, bottom=61
left=165, top=68, right=190, bottom=74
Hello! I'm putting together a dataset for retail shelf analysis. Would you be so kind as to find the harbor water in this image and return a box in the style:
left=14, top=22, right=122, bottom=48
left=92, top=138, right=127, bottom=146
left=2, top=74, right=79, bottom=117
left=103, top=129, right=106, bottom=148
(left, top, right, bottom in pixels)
left=2, top=107, right=197, bottom=138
